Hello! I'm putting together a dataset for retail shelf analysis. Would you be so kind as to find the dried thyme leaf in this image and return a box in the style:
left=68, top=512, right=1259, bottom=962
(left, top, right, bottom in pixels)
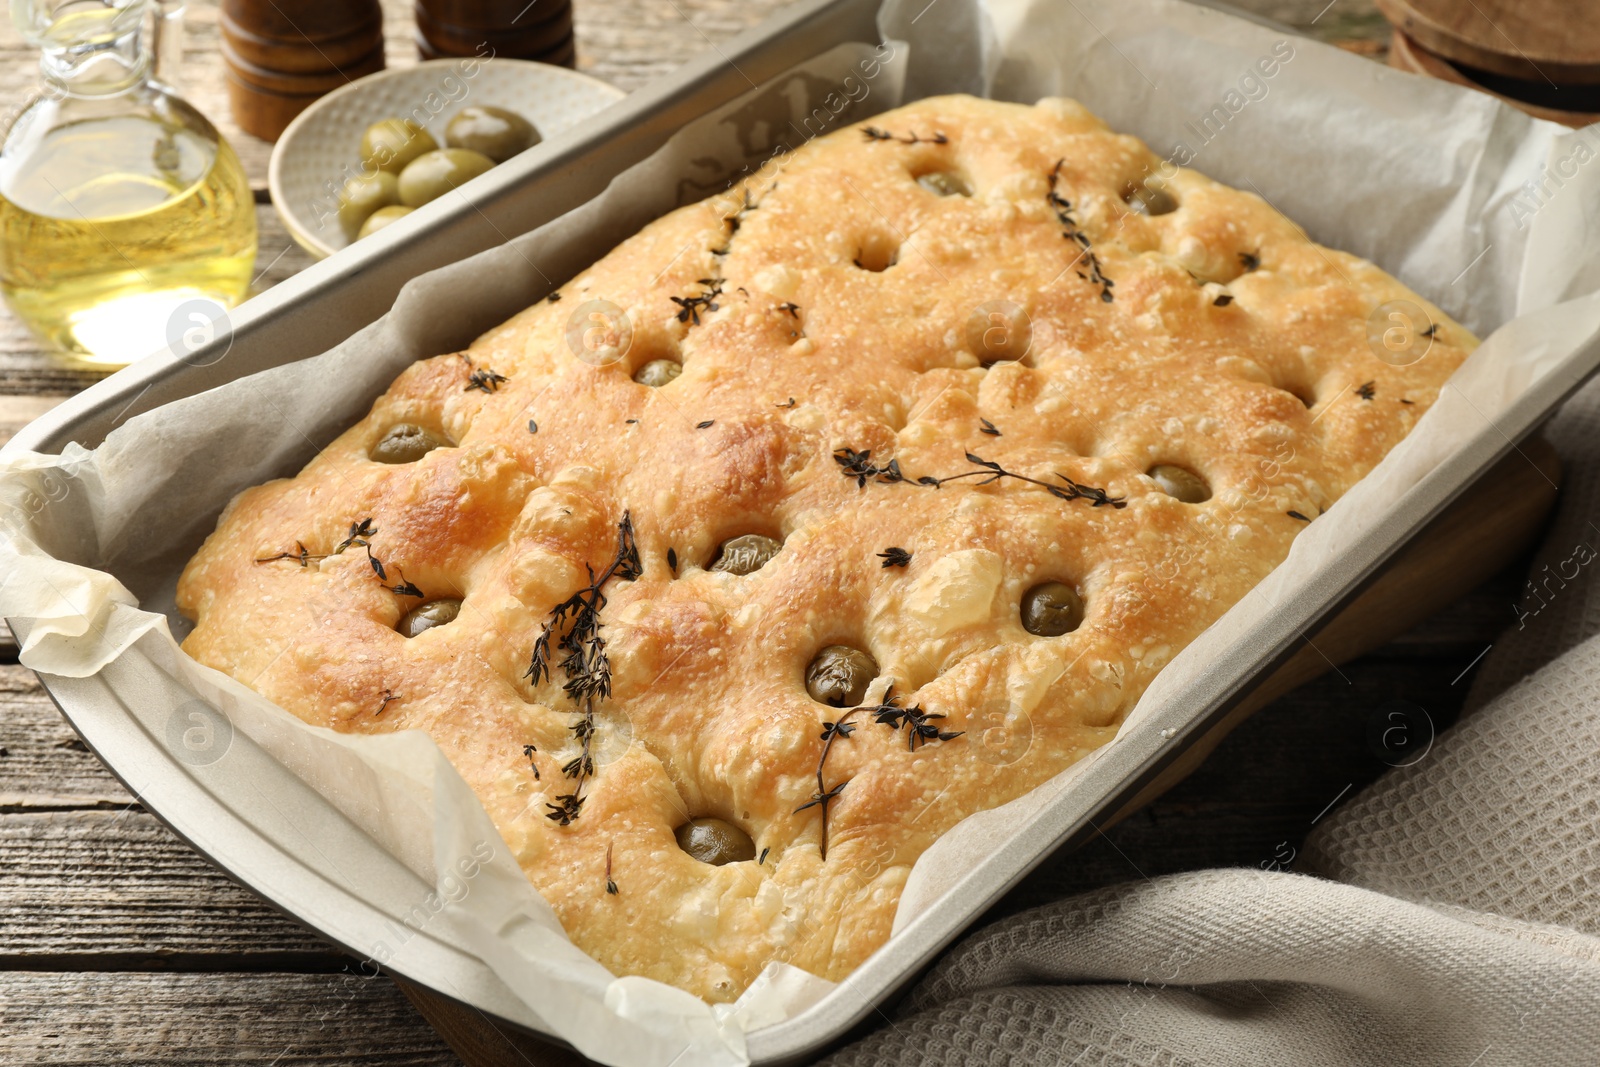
left=878, top=547, right=912, bottom=569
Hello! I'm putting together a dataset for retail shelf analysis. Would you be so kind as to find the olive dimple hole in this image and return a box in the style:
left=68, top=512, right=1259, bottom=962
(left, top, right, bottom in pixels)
left=398, top=597, right=462, bottom=638
left=370, top=423, right=449, bottom=464
left=1021, top=582, right=1084, bottom=637
left=634, top=359, right=682, bottom=387
left=708, top=534, right=782, bottom=575
left=805, top=645, right=878, bottom=707
left=1123, top=181, right=1178, bottom=217
left=916, top=170, right=974, bottom=197
left=853, top=233, right=900, bottom=272
left=674, top=817, right=757, bottom=866
left=1148, top=464, right=1211, bottom=504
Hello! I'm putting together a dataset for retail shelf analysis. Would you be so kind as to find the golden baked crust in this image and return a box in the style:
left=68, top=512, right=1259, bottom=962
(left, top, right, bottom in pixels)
left=177, top=95, right=1473, bottom=1002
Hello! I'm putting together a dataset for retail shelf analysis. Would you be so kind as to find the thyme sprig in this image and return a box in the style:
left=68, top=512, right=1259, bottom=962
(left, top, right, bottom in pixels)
left=867, top=687, right=963, bottom=751
left=795, top=709, right=860, bottom=860
left=526, top=513, right=642, bottom=826
left=1048, top=160, right=1114, bottom=303
left=460, top=354, right=509, bottom=393
left=861, top=126, right=948, bottom=145
left=670, top=279, right=724, bottom=325
left=377, top=688, right=399, bottom=716
left=1356, top=381, right=1376, bottom=401
left=522, top=743, right=541, bottom=781
left=833, top=448, right=1126, bottom=508
left=605, top=842, right=618, bottom=895
left=878, top=547, right=912, bottom=568
left=255, top=518, right=425, bottom=597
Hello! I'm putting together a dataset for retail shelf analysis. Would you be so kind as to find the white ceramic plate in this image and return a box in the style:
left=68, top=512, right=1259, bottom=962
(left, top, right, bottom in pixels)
left=269, top=59, right=626, bottom=259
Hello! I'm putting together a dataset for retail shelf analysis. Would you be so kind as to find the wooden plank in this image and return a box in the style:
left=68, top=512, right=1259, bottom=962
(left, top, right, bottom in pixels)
left=0, top=971, right=457, bottom=1065
left=0, top=666, right=129, bottom=809
left=0, top=809, right=336, bottom=968
left=0, top=662, right=337, bottom=965
left=572, top=0, right=793, bottom=90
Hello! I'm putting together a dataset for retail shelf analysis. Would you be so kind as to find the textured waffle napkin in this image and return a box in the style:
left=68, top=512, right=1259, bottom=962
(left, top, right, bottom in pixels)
left=818, top=379, right=1600, bottom=1067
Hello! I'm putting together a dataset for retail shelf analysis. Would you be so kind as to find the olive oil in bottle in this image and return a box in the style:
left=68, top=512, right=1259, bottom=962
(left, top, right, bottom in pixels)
left=0, top=0, right=258, bottom=369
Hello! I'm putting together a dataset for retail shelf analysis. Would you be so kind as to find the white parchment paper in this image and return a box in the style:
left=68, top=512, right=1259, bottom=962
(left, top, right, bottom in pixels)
left=5, top=1, right=1600, bottom=1064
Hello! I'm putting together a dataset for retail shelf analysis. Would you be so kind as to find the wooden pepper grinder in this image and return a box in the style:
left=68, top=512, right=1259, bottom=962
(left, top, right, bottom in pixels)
left=220, top=0, right=386, bottom=141
left=414, top=0, right=574, bottom=67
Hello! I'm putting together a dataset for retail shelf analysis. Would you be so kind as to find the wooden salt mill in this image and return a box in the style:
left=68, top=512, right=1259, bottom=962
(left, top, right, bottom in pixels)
left=414, top=0, right=575, bottom=67
left=220, top=0, right=386, bottom=141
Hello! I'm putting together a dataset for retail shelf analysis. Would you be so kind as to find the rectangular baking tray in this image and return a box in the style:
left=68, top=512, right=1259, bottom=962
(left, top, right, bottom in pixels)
left=8, top=0, right=1600, bottom=1062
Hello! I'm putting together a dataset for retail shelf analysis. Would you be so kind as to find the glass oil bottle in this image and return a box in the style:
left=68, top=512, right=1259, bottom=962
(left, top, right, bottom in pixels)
left=1, top=0, right=258, bottom=368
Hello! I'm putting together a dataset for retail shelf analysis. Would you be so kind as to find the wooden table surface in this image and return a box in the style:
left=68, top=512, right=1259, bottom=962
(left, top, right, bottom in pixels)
left=0, top=2, right=1528, bottom=1064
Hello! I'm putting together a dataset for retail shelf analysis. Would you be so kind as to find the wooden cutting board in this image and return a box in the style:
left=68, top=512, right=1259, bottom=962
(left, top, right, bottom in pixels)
left=1375, top=0, right=1600, bottom=85
left=1386, top=28, right=1600, bottom=128
left=395, top=435, right=1563, bottom=1067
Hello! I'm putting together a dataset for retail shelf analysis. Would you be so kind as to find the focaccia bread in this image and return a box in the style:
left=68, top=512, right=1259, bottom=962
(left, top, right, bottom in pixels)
left=176, top=95, right=1473, bottom=1002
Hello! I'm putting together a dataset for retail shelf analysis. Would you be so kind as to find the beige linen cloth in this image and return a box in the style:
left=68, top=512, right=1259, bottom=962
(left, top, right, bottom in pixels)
left=819, top=383, right=1600, bottom=1066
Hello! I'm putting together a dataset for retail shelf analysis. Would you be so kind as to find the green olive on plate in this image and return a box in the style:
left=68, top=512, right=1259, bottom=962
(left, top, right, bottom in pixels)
left=357, top=204, right=414, bottom=239
left=397, top=148, right=497, bottom=207
left=337, top=170, right=399, bottom=239
left=444, top=105, right=540, bottom=163
left=361, top=118, right=438, bottom=176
